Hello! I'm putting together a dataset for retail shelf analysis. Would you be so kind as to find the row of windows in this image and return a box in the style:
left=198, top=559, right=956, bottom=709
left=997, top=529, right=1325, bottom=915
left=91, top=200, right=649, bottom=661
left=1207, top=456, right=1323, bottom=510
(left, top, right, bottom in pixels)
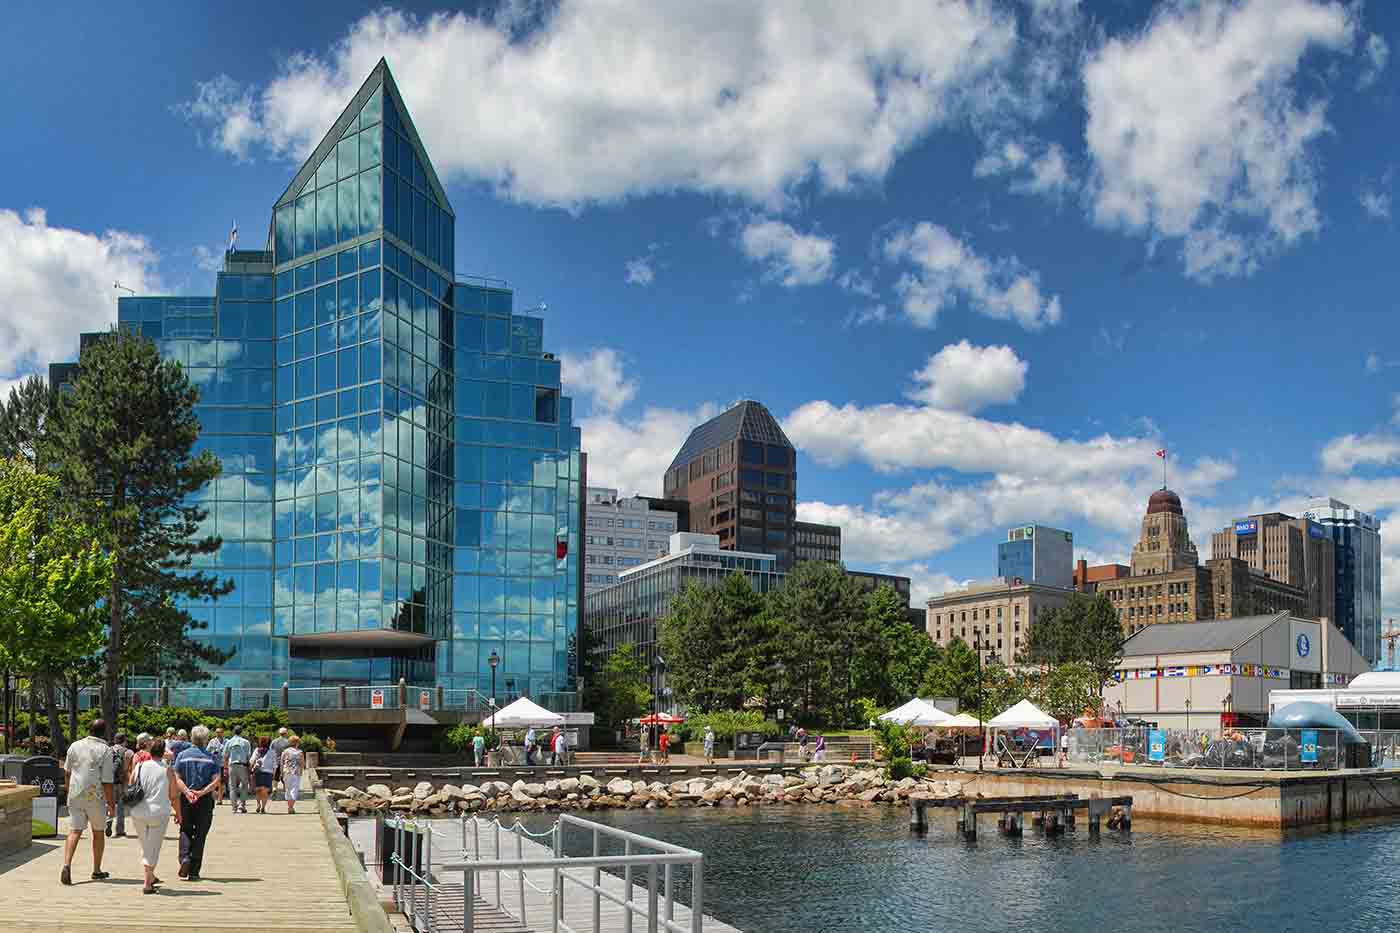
left=586, top=555, right=645, bottom=568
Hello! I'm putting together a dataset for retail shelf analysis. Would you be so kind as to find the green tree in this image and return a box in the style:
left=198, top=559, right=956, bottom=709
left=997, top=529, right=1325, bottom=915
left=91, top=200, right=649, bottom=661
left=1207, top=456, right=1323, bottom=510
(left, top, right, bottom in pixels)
left=0, top=376, right=59, bottom=468
left=51, top=329, right=232, bottom=737
left=1019, top=593, right=1123, bottom=691
left=0, top=460, right=113, bottom=753
left=658, top=573, right=764, bottom=712
left=980, top=662, right=1030, bottom=718
left=768, top=561, right=865, bottom=724
left=853, top=584, right=940, bottom=711
left=583, top=644, right=653, bottom=734
left=1031, top=661, right=1103, bottom=722
left=922, top=637, right=979, bottom=711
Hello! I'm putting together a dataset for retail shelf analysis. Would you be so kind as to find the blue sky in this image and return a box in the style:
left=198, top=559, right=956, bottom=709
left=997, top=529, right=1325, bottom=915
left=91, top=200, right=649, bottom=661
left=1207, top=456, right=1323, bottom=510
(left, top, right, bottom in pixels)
left=1, top=0, right=1398, bottom=613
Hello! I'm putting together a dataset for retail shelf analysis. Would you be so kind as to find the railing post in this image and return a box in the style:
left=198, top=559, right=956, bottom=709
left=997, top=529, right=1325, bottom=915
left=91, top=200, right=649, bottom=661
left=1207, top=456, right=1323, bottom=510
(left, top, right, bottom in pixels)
left=624, top=838, right=634, bottom=933
left=464, top=868, right=475, bottom=933
left=691, top=857, right=704, bottom=933
left=517, top=821, right=525, bottom=922
left=399, top=676, right=408, bottom=708
left=281, top=681, right=289, bottom=709
left=437, top=684, right=445, bottom=710
left=224, top=686, right=232, bottom=711
left=593, top=826, right=601, bottom=933
left=647, top=862, right=659, bottom=933
left=160, top=684, right=169, bottom=707
left=552, top=866, right=561, bottom=933
left=664, top=863, right=675, bottom=925
left=340, top=684, right=348, bottom=709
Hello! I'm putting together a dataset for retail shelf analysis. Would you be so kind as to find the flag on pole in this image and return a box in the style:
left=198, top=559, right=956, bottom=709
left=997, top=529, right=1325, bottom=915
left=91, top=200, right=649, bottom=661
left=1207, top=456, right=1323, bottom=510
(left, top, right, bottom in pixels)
left=227, top=219, right=238, bottom=252
left=1155, top=448, right=1166, bottom=458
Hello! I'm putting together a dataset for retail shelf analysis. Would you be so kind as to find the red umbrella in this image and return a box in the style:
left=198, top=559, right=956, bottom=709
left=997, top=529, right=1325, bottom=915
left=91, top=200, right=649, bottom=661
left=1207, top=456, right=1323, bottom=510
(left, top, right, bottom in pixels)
left=638, top=713, right=685, bottom=725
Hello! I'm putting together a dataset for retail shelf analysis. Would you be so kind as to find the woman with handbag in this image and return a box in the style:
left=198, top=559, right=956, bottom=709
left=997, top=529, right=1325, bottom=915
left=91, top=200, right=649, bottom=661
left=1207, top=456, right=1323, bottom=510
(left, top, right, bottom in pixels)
left=126, top=739, right=191, bottom=894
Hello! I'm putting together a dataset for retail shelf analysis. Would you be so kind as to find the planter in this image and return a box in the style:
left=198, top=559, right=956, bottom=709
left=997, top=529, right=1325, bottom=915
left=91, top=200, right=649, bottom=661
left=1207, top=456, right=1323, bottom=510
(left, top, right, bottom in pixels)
left=305, top=752, right=319, bottom=770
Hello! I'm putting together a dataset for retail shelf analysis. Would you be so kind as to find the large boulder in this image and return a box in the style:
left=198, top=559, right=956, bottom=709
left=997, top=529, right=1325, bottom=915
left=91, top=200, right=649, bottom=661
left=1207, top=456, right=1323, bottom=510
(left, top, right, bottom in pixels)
left=522, top=783, right=546, bottom=797
left=607, top=779, right=635, bottom=797
left=687, top=780, right=710, bottom=796
left=819, top=765, right=847, bottom=785
left=413, top=781, right=435, bottom=799
left=510, top=788, right=535, bottom=805
left=367, top=784, right=393, bottom=799
left=440, top=784, right=463, bottom=800
left=560, top=778, right=580, bottom=794
left=390, top=794, right=415, bottom=807
left=578, top=774, right=602, bottom=792
left=343, top=786, right=369, bottom=799
left=394, top=786, right=414, bottom=797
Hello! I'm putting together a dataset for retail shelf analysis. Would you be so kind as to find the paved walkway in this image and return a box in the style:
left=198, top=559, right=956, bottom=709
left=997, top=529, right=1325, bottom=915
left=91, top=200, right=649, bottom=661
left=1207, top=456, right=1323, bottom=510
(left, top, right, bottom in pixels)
left=0, top=798, right=357, bottom=933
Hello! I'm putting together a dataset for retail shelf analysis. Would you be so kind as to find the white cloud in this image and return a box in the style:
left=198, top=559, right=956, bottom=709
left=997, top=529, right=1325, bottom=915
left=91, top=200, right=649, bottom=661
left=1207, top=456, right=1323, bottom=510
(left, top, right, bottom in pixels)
left=881, top=222, right=1063, bottom=329
left=624, top=255, right=655, bottom=286
left=1360, top=188, right=1391, bottom=221
left=975, top=136, right=1075, bottom=197
left=843, top=304, right=890, bottom=328
left=180, top=3, right=1019, bottom=209
left=739, top=219, right=835, bottom=287
left=0, top=208, right=162, bottom=384
left=579, top=402, right=720, bottom=498
left=560, top=347, right=638, bottom=414
left=1083, top=0, right=1357, bottom=281
left=1320, top=432, right=1400, bottom=473
left=1359, top=33, right=1390, bottom=89
left=906, top=340, right=1027, bottom=413
left=837, top=269, right=877, bottom=299
left=193, top=245, right=224, bottom=274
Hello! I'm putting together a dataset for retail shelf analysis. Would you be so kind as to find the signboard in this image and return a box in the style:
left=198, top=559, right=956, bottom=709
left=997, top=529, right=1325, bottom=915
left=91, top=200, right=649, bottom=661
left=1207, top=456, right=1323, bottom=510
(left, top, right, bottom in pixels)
left=1148, top=729, right=1166, bottom=763
left=1308, top=522, right=1326, bottom=539
left=1300, top=729, right=1318, bottom=764
left=776, top=708, right=784, bottom=721
left=1296, top=633, right=1311, bottom=658
left=419, top=690, right=431, bottom=711
left=1234, top=519, right=1259, bottom=535
left=31, top=796, right=58, bottom=838
left=370, top=689, right=385, bottom=709
left=1024, top=525, right=1035, bottom=538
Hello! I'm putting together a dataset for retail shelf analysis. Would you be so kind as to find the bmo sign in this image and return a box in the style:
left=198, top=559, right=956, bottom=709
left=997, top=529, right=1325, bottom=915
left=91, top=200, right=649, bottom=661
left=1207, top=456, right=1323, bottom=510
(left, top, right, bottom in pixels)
left=1234, top=519, right=1259, bottom=535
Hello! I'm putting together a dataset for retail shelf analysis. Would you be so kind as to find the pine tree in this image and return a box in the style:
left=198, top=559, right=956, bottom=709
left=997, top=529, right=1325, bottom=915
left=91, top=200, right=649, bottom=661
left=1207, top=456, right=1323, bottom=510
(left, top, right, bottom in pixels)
left=51, top=329, right=232, bottom=737
left=0, top=376, right=59, bottom=468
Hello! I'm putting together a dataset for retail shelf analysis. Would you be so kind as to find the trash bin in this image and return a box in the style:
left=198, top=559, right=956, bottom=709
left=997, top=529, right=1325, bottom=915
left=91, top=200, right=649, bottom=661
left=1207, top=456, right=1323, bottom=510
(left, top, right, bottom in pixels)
left=19, top=755, right=65, bottom=805
left=0, top=754, right=23, bottom=783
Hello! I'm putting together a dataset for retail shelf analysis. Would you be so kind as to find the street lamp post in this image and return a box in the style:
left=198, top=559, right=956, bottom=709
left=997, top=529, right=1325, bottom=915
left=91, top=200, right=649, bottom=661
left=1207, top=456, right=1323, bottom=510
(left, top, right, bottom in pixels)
left=652, top=655, right=667, bottom=721
left=488, top=650, right=499, bottom=713
left=1185, top=697, right=1192, bottom=735
left=972, top=635, right=991, bottom=772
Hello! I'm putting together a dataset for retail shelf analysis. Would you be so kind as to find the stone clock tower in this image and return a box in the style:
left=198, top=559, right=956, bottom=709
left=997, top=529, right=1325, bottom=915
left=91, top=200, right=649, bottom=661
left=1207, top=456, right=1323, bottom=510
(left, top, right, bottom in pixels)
left=1129, top=488, right=1199, bottom=576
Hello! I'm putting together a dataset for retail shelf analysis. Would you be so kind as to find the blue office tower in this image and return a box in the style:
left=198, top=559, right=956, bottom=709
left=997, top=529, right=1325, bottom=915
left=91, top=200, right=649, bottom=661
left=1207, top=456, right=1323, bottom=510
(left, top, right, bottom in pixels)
left=52, top=62, right=583, bottom=709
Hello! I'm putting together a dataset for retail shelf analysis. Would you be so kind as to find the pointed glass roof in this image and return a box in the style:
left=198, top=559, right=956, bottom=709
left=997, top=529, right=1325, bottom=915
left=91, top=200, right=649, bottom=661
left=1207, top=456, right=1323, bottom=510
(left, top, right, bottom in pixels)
left=273, top=59, right=453, bottom=216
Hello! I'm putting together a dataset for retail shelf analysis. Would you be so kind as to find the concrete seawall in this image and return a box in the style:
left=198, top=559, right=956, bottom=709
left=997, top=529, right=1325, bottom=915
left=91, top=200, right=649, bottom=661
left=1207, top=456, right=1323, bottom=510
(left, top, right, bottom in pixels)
left=920, top=766, right=1400, bottom=828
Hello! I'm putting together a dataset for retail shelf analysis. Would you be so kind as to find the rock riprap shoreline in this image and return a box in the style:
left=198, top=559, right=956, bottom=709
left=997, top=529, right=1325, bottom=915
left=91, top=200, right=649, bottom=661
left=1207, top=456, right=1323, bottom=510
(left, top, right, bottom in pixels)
left=328, top=765, right=963, bottom=816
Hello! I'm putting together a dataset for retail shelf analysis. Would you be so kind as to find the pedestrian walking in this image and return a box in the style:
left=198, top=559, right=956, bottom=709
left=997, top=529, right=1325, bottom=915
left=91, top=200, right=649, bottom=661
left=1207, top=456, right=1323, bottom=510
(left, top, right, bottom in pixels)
left=61, top=719, right=115, bottom=886
left=168, top=729, right=190, bottom=759
left=524, top=726, right=537, bottom=766
left=128, top=738, right=185, bottom=895
left=703, top=726, right=715, bottom=765
left=471, top=731, right=486, bottom=767
left=174, top=725, right=222, bottom=881
left=109, top=732, right=135, bottom=839
left=279, top=736, right=304, bottom=814
left=133, top=733, right=154, bottom=768
left=223, top=725, right=253, bottom=813
left=812, top=734, right=826, bottom=762
left=551, top=727, right=566, bottom=766
left=659, top=729, right=670, bottom=763
left=797, top=727, right=809, bottom=762
left=207, top=728, right=226, bottom=806
left=267, top=727, right=290, bottom=798
left=251, top=736, right=275, bottom=813
left=638, top=723, right=651, bottom=764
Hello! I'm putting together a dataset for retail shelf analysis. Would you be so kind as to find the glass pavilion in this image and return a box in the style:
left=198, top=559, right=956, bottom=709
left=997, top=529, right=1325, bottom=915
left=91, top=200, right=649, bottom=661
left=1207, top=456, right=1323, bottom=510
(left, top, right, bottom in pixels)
left=51, top=61, right=583, bottom=708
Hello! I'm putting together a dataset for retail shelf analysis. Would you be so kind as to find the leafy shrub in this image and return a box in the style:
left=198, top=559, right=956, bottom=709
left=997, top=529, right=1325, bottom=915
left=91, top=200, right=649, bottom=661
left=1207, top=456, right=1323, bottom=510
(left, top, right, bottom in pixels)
left=888, top=756, right=914, bottom=781
left=297, top=734, right=323, bottom=755
left=680, top=710, right=780, bottom=742
left=438, top=723, right=494, bottom=755
left=911, top=763, right=928, bottom=780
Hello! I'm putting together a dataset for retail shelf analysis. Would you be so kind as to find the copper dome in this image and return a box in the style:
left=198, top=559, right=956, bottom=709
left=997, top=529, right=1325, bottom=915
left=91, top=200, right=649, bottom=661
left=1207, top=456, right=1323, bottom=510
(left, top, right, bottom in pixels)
left=1147, top=488, right=1183, bottom=516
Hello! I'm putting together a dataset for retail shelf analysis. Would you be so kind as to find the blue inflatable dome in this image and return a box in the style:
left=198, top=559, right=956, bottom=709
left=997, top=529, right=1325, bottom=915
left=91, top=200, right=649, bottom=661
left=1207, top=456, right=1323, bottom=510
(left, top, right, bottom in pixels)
left=1267, top=701, right=1366, bottom=745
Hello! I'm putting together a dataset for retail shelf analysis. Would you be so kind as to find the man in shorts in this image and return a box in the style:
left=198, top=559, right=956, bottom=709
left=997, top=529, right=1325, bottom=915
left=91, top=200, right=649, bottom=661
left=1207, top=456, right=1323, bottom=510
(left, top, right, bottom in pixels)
left=62, top=719, right=116, bottom=886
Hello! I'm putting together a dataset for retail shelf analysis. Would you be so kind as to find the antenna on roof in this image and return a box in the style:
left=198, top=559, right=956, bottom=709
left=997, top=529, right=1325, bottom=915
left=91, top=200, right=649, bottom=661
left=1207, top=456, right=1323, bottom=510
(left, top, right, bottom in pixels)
left=113, top=281, right=135, bottom=296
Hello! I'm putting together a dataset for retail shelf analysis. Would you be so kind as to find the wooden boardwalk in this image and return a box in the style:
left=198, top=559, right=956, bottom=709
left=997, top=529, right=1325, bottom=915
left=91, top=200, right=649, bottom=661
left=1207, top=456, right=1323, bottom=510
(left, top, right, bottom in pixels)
left=0, top=796, right=356, bottom=933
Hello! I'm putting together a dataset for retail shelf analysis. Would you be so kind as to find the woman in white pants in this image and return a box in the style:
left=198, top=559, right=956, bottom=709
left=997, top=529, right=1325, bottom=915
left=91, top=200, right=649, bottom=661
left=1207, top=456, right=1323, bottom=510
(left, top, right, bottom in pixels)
left=128, top=738, right=185, bottom=894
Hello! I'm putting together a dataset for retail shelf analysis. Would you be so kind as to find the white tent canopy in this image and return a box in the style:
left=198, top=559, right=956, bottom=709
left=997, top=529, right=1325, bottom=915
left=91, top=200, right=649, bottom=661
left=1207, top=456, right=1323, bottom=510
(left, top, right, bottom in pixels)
left=987, top=699, right=1059, bottom=729
left=940, top=712, right=984, bottom=729
left=880, top=698, right=954, bottom=727
left=481, top=696, right=565, bottom=729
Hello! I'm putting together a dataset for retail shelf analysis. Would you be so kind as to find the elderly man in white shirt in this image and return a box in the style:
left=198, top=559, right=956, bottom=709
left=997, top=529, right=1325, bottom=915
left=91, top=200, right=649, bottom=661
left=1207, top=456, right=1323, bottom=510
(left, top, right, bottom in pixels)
left=62, top=719, right=116, bottom=886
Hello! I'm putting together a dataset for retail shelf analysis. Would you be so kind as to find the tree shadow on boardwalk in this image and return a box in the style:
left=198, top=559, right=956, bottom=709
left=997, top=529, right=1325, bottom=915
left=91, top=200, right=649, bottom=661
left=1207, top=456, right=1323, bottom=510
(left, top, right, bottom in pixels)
left=0, top=839, right=61, bottom=872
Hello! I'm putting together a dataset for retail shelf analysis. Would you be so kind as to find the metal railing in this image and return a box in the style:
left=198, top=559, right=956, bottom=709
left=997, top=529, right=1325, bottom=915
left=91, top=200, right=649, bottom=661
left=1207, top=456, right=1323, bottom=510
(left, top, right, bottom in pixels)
left=1066, top=727, right=1352, bottom=771
left=68, top=683, right=553, bottom=714
left=379, top=814, right=706, bottom=933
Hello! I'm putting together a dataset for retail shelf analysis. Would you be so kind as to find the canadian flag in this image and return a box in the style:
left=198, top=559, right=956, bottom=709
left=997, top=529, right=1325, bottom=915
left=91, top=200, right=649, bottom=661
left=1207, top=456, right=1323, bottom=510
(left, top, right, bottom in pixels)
left=1155, top=449, right=1166, bottom=458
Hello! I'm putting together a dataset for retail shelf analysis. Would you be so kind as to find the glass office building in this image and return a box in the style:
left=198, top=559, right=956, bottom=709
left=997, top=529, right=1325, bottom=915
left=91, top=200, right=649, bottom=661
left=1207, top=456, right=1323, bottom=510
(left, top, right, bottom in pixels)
left=50, top=61, right=583, bottom=707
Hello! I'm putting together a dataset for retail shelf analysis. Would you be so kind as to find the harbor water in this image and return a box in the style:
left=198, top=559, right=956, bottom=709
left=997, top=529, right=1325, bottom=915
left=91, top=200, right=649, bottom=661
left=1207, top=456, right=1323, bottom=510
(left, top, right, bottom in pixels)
left=533, top=806, right=1400, bottom=933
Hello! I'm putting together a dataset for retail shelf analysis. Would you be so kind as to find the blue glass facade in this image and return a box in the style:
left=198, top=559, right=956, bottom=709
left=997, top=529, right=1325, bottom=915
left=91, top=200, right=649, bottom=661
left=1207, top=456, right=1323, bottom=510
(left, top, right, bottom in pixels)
left=76, top=63, right=582, bottom=704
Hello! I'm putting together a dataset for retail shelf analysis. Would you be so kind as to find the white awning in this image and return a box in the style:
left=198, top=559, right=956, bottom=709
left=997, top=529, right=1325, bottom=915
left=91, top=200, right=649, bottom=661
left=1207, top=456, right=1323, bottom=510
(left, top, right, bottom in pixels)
left=879, top=698, right=954, bottom=727
left=987, top=699, right=1059, bottom=729
left=481, top=697, right=566, bottom=729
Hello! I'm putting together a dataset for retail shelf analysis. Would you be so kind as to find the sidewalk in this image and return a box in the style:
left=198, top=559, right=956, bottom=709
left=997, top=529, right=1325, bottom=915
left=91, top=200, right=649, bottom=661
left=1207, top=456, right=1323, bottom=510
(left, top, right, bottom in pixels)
left=0, top=794, right=356, bottom=933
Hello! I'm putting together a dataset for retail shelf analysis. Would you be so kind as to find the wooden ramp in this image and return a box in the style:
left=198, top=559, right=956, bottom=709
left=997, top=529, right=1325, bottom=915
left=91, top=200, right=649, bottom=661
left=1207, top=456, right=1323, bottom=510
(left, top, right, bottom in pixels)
left=0, top=801, right=356, bottom=933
